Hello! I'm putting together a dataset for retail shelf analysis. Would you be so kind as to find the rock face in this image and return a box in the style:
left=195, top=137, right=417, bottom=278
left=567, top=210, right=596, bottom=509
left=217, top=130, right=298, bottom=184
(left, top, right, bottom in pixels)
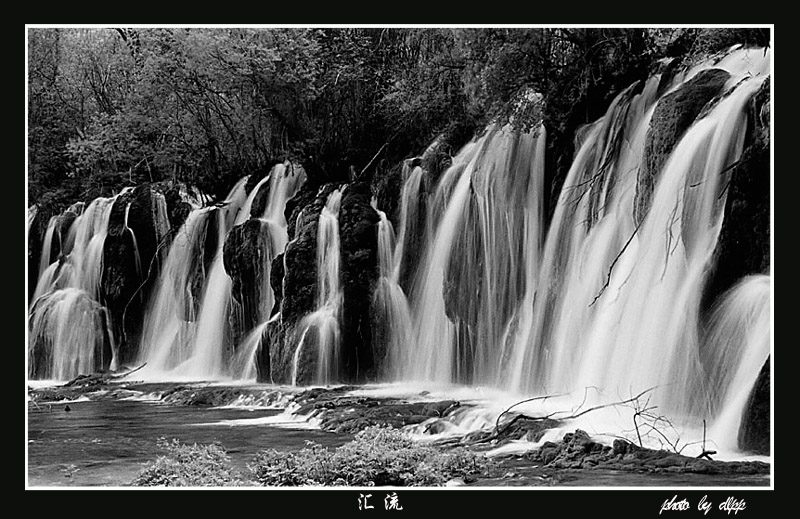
left=269, top=182, right=335, bottom=384
left=100, top=184, right=174, bottom=366
left=702, top=78, right=771, bottom=314
left=739, top=357, right=770, bottom=455
left=223, top=218, right=273, bottom=346
left=530, top=429, right=770, bottom=475
left=28, top=206, right=82, bottom=302
left=290, top=386, right=462, bottom=434
left=338, top=182, right=380, bottom=381
left=268, top=181, right=380, bottom=384
left=635, top=68, right=730, bottom=225
left=27, top=206, right=54, bottom=303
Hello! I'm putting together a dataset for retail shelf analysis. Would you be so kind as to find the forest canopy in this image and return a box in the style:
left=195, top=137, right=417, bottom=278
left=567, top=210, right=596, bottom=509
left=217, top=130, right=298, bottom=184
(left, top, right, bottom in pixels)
left=27, top=26, right=770, bottom=212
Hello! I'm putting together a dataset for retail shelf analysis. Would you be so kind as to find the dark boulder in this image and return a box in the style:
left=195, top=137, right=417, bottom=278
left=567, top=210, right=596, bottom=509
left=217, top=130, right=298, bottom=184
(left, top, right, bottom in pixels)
left=702, top=78, right=770, bottom=315
left=635, top=68, right=731, bottom=224
left=738, top=357, right=770, bottom=455
left=248, top=177, right=273, bottom=219
left=100, top=185, right=170, bottom=366
left=160, top=183, right=192, bottom=231
left=269, top=253, right=285, bottom=318
left=269, top=181, right=380, bottom=384
left=269, top=184, right=334, bottom=384
left=338, top=182, right=380, bottom=382
left=223, top=219, right=275, bottom=346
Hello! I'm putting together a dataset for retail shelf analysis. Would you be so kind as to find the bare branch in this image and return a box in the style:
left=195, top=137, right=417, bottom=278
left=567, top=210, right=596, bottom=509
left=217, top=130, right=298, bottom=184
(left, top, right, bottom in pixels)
left=589, top=219, right=643, bottom=307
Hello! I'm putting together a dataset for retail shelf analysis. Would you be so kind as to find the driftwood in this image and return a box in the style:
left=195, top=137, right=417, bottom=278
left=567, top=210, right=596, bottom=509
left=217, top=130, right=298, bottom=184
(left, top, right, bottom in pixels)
left=63, top=363, right=147, bottom=387
left=464, top=386, right=660, bottom=447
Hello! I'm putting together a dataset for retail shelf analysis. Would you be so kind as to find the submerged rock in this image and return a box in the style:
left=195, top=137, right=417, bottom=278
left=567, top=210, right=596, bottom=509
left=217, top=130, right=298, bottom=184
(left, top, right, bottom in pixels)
left=291, top=387, right=464, bottom=434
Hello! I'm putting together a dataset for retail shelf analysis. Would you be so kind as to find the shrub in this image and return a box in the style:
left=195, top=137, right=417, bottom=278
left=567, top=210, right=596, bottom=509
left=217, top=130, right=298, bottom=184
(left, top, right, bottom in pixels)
left=132, top=437, right=248, bottom=487
left=249, top=424, right=490, bottom=487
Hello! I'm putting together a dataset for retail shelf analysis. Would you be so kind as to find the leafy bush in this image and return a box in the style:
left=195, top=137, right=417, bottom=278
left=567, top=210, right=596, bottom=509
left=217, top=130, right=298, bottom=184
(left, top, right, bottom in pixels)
left=249, top=424, right=490, bottom=487
left=132, top=437, right=248, bottom=487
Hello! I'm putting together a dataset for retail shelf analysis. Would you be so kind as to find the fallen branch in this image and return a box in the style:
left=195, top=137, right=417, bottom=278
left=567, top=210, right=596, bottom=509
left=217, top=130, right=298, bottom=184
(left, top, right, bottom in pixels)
left=63, top=363, right=147, bottom=387
left=464, top=386, right=659, bottom=448
left=589, top=219, right=643, bottom=307
left=494, top=393, right=567, bottom=434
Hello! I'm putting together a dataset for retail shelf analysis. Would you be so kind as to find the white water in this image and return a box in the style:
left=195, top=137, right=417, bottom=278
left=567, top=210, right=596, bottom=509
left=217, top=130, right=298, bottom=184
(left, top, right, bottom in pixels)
left=136, top=163, right=306, bottom=381
left=27, top=46, right=771, bottom=460
left=377, top=46, right=771, bottom=455
left=135, top=176, right=249, bottom=380
left=292, top=188, right=344, bottom=385
left=372, top=208, right=413, bottom=378
left=29, top=195, right=121, bottom=379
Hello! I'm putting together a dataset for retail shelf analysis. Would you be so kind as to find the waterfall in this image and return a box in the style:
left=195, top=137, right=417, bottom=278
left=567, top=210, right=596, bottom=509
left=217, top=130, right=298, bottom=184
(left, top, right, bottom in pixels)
left=705, top=275, right=771, bottom=452
left=371, top=207, right=413, bottom=379
left=27, top=43, right=770, bottom=457
left=136, top=207, right=216, bottom=375
left=28, top=195, right=120, bottom=379
left=292, top=188, right=344, bottom=385
left=384, top=45, right=770, bottom=451
left=136, top=163, right=306, bottom=381
left=394, top=125, right=546, bottom=385
left=136, top=176, right=249, bottom=380
left=225, top=164, right=306, bottom=380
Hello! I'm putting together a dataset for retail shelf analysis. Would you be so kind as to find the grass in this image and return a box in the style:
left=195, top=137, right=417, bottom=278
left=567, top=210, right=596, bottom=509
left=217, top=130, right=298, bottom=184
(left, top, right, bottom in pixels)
left=132, top=425, right=491, bottom=487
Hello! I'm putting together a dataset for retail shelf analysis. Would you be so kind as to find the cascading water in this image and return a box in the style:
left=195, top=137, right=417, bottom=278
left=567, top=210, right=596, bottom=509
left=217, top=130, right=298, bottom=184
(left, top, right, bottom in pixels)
left=392, top=125, right=546, bottom=385
left=27, top=43, right=771, bottom=460
left=291, top=188, right=344, bottom=385
left=382, top=45, right=771, bottom=455
left=704, top=275, right=771, bottom=452
left=136, top=163, right=306, bottom=381
left=28, top=194, right=124, bottom=380
left=227, top=164, right=306, bottom=379
left=371, top=205, right=413, bottom=378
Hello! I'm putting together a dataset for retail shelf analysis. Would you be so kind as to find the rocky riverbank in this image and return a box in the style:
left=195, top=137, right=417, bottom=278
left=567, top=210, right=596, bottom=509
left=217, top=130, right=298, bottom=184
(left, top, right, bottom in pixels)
left=27, top=379, right=770, bottom=488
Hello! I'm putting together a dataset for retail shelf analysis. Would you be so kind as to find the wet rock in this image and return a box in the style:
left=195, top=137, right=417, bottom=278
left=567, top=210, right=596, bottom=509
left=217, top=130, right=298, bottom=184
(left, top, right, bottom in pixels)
left=27, top=206, right=51, bottom=302
left=100, top=185, right=171, bottom=366
left=738, top=357, right=770, bottom=455
left=269, top=181, right=379, bottom=385
left=701, top=78, right=770, bottom=314
left=538, top=442, right=561, bottom=465
left=422, top=400, right=460, bottom=417
left=533, top=429, right=770, bottom=476
left=496, top=416, right=561, bottom=444
left=223, top=219, right=276, bottom=346
left=423, top=419, right=449, bottom=435
left=338, top=182, right=380, bottom=382
left=248, top=176, right=272, bottom=219
left=635, top=68, right=730, bottom=224
left=160, top=183, right=192, bottom=231
left=268, top=183, right=338, bottom=384
left=289, top=387, right=467, bottom=435
left=255, top=318, right=279, bottom=383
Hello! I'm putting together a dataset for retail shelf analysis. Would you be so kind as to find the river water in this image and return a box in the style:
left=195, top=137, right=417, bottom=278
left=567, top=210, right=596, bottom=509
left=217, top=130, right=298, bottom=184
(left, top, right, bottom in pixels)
left=27, top=396, right=351, bottom=487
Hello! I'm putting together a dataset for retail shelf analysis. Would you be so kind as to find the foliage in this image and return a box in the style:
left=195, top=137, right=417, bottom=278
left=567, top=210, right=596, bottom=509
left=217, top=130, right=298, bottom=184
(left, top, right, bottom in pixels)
left=28, top=27, right=770, bottom=216
left=131, top=437, right=248, bottom=487
left=249, top=424, right=490, bottom=486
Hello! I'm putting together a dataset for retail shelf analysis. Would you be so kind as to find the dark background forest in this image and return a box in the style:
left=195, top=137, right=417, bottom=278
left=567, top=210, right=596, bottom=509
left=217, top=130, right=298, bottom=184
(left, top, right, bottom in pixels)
left=28, top=27, right=769, bottom=216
